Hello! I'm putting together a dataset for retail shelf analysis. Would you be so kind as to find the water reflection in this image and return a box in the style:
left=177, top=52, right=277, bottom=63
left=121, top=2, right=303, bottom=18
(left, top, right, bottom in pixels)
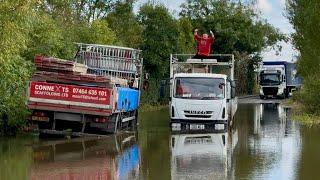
left=30, top=133, right=140, bottom=180
left=3, top=104, right=320, bottom=180
left=234, top=103, right=301, bottom=180
left=170, top=129, right=238, bottom=180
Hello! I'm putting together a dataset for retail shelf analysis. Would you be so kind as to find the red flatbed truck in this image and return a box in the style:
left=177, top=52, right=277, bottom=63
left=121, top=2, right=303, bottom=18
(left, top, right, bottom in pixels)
left=27, top=44, right=143, bottom=136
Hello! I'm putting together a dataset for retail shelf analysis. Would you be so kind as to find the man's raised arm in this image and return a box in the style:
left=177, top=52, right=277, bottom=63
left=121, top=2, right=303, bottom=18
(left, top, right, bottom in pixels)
left=210, top=30, right=215, bottom=40
left=194, top=29, right=201, bottom=40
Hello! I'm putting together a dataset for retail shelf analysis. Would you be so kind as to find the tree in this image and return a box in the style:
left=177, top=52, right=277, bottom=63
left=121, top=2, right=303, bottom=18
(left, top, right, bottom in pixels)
left=180, top=0, right=286, bottom=94
left=177, top=17, right=196, bottom=54
left=287, top=0, right=320, bottom=114
left=138, top=3, right=180, bottom=77
left=39, top=0, right=117, bottom=23
left=0, top=0, right=35, bottom=134
left=106, top=0, right=143, bottom=48
left=137, top=3, right=180, bottom=104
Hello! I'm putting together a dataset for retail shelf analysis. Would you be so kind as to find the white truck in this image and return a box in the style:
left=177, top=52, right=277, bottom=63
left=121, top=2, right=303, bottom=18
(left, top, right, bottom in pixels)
left=258, top=61, right=302, bottom=99
left=169, top=54, right=238, bottom=131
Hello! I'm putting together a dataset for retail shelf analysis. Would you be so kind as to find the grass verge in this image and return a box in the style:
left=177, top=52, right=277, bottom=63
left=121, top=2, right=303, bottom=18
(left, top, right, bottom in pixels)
left=139, top=103, right=168, bottom=112
left=286, top=101, right=320, bottom=127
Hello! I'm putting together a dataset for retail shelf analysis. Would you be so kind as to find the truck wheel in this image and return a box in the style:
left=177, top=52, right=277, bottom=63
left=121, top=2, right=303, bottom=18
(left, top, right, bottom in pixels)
left=279, top=93, right=285, bottom=99
left=285, top=89, right=289, bottom=98
left=259, top=95, right=265, bottom=99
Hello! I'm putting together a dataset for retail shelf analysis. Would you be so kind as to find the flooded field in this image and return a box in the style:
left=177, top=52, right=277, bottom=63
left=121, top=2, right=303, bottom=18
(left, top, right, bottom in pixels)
left=1, top=103, right=320, bottom=180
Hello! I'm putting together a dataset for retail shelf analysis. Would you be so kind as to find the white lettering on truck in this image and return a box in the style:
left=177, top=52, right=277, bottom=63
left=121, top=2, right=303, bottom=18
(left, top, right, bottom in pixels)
left=35, top=85, right=55, bottom=91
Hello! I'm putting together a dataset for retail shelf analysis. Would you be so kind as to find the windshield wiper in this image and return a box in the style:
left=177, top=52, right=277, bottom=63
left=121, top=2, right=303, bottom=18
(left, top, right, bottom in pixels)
left=201, top=97, right=219, bottom=100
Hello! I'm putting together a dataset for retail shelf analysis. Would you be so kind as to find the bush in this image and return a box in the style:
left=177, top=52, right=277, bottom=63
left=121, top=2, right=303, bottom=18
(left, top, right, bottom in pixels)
left=297, top=74, right=320, bottom=115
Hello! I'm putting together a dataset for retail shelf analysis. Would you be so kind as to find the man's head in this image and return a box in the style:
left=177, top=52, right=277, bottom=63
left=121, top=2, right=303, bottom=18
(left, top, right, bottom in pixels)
left=203, top=34, right=208, bottom=38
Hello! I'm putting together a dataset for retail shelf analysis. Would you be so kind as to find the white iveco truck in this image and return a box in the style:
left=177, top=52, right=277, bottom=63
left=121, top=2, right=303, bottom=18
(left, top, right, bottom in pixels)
left=169, top=54, right=238, bottom=131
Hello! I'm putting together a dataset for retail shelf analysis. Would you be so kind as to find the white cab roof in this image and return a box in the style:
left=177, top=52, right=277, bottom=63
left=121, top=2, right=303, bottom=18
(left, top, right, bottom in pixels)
left=174, top=73, right=227, bottom=79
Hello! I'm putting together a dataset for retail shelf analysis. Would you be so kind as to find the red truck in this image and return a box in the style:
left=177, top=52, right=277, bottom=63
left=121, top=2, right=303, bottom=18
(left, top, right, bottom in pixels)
left=27, top=44, right=143, bottom=135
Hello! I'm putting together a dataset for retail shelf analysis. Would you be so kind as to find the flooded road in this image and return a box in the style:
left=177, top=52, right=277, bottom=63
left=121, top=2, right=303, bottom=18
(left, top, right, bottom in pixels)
left=1, top=103, right=320, bottom=180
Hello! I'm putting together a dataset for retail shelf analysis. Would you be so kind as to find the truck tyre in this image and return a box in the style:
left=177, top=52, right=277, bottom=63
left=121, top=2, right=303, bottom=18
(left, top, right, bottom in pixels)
left=279, top=93, right=285, bottom=99
left=285, top=89, right=289, bottom=98
left=259, top=95, right=265, bottom=99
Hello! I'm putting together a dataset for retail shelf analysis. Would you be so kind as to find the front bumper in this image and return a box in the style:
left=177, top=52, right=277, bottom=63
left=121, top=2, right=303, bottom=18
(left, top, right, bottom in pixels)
left=170, top=119, right=227, bottom=124
left=170, top=119, right=228, bottom=132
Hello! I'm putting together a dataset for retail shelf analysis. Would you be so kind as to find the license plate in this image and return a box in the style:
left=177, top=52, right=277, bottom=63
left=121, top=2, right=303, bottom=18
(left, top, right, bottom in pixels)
left=31, top=116, right=50, bottom=122
left=189, top=124, right=205, bottom=130
left=171, top=123, right=181, bottom=131
left=215, top=124, right=225, bottom=130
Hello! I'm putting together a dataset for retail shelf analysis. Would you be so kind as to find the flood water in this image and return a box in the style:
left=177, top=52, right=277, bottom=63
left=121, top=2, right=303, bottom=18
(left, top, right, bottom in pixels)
left=1, top=103, right=320, bottom=180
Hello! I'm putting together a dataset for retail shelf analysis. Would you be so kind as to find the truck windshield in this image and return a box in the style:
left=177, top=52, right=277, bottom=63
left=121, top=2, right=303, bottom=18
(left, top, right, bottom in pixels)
left=175, top=77, right=225, bottom=100
left=260, top=74, right=281, bottom=85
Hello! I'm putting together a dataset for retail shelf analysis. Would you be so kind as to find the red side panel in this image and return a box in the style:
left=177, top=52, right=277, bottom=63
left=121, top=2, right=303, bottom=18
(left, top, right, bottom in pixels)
left=29, top=81, right=111, bottom=105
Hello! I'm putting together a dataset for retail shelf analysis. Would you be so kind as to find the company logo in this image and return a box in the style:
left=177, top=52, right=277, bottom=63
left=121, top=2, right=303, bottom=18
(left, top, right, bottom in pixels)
left=185, top=110, right=212, bottom=115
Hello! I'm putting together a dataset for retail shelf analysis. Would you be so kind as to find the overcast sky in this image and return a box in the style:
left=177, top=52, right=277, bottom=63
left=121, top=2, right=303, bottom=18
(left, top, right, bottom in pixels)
left=135, top=0, right=296, bottom=62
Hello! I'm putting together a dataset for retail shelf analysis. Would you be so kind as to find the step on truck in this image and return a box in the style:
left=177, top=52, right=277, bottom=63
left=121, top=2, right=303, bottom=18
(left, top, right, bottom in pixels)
left=258, top=61, right=302, bottom=99
left=169, top=54, right=238, bottom=132
left=27, top=43, right=143, bottom=135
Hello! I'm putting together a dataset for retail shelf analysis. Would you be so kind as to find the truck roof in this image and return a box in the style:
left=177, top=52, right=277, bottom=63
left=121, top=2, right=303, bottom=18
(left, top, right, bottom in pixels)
left=174, top=73, right=227, bottom=79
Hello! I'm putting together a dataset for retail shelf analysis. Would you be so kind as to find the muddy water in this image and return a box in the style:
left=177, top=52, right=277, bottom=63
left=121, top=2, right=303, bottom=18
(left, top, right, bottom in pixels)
left=1, top=104, right=320, bottom=180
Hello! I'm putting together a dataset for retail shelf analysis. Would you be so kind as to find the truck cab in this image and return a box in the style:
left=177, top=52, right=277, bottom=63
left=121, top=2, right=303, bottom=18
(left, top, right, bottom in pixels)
left=259, top=64, right=286, bottom=99
left=169, top=54, right=237, bottom=131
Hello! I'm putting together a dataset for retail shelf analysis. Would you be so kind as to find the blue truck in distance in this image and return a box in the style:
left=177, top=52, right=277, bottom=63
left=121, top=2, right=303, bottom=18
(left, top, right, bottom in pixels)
left=259, top=61, right=302, bottom=99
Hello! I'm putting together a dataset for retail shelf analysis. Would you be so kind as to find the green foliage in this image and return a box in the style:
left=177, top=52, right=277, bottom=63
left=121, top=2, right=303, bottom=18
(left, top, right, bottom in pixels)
left=0, top=1, right=35, bottom=134
left=287, top=0, right=320, bottom=115
left=234, top=52, right=261, bottom=95
left=177, top=17, right=196, bottom=53
left=138, top=4, right=180, bottom=77
left=83, top=19, right=116, bottom=44
left=140, top=78, right=161, bottom=105
left=106, top=0, right=143, bottom=48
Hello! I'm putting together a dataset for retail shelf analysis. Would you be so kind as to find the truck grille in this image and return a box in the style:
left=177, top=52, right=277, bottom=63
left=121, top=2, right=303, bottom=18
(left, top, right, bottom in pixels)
left=263, top=87, right=278, bottom=95
left=185, top=114, right=212, bottom=118
left=184, top=110, right=213, bottom=119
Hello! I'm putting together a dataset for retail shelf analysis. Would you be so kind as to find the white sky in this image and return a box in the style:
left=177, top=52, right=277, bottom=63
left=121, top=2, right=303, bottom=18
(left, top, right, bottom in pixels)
left=135, top=0, right=297, bottom=61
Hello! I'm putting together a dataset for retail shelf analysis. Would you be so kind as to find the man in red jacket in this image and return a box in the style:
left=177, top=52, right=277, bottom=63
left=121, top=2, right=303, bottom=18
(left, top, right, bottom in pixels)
left=194, top=29, right=215, bottom=59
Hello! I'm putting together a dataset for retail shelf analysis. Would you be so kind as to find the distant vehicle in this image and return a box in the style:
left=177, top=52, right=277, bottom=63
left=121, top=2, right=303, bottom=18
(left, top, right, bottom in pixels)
left=169, top=54, right=238, bottom=132
left=26, top=43, right=143, bottom=135
left=258, top=61, right=302, bottom=99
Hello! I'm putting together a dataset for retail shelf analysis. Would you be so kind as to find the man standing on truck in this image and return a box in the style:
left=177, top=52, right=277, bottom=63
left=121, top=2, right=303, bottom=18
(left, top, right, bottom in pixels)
left=194, top=29, right=215, bottom=59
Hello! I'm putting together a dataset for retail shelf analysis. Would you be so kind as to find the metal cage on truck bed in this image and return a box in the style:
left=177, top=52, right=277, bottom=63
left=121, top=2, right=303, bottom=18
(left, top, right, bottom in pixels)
left=75, top=43, right=143, bottom=80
